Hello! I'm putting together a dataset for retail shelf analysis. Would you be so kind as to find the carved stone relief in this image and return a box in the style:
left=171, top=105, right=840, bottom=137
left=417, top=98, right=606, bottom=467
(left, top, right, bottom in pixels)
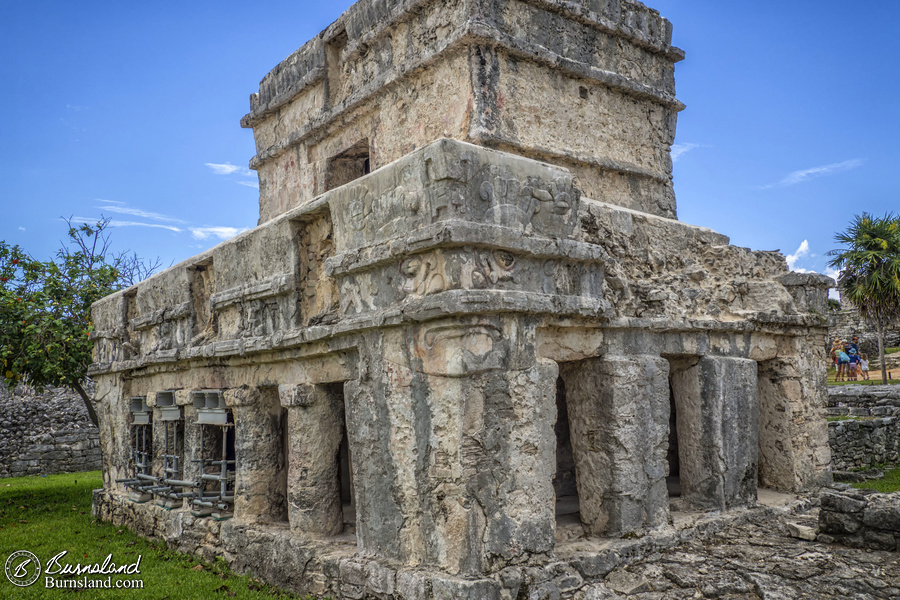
left=412, top=319, right=507, bottom=377
left=297, top=214, right=339, bottom=326
left=400, top=251, right=448, bottom=298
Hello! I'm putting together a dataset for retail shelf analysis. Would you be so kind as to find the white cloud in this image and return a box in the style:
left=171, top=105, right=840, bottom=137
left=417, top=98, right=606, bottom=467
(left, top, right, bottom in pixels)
left=96, top=204, right=185, bottom=224
left=671, top=143, right=702, bottom=162
left=761, top=159, right=864, bottom=189
left=206, top=162, right=241, bottom=175
left=94, top=198, right=125, bottom=205
left=190, top=226, right=248, bottom=241
left=785, top=240, right=810, bottom=271
left=18, top=226, right=25, bottom=231
left=71, top=216, right=182, bottom=233
left=237, top=180, right=259, bottom=189
left=206, top=162, right=253, bottom=177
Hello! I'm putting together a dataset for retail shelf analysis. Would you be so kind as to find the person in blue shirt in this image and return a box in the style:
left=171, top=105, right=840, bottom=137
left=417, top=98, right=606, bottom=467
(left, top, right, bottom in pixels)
left=848, top=347, right=860, bottom=380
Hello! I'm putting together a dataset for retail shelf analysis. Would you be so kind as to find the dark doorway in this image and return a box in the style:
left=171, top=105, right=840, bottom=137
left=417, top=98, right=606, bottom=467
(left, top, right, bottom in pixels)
left=553, top=376, right=581, bottom=520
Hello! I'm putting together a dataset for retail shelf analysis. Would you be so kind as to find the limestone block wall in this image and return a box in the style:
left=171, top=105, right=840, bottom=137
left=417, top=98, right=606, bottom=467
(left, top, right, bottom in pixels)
left=0, top=385, right=102, bottom=478
left=828, top=417, right=900, bottom=471
left=819, top=490, right=900, bottom=552
left=827, top=385, right=900, bottom=470
left=828, top=385, right=900, bottom=414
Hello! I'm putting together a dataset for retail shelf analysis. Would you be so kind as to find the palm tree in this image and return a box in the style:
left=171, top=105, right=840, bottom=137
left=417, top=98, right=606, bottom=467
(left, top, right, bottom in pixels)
left=828, top=212, right=900, bottom=384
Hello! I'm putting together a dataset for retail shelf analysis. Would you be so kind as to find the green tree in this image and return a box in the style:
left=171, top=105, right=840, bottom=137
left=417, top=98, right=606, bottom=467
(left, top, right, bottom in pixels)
left=828, top=212, right=900, bottom=384
left=1, top=218, right=158, bottom=425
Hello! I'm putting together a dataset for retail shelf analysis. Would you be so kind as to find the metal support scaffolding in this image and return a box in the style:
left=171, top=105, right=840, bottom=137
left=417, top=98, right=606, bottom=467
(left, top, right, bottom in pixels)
left=117, top=397, right=156, bottom=503
left=118, top=391, right=236, bottom=520
left=191, top=417, right=235, bottom=520
left=154, top=419, right=194, bottom=508
left=119, top=422, right=154, bottom=502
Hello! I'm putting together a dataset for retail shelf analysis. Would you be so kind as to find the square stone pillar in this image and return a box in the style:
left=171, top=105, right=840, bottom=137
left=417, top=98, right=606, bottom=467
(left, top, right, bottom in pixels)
left=559, top=355, right=670, bottom=536
left=670, top=356, right=759, bottom=510
left=224, top=387, right=287, bottom=524
left=278, top=383, right=346, bottom=536
left=345, top=317, right=557, bottom=575
left=757, top=334, right=832, bottom=492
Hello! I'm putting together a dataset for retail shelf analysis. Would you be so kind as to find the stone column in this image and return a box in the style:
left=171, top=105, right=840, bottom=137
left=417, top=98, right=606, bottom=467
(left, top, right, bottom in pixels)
left=278, top=382, right=345, bottom=536
left=559, top=355, right=670, bottom=536
left=224, top=386, right=286, bottom=524
left=346, top=316, right=557, bottom=576
left=177, top=390, right=201, bottom=489
left=93, top=374, right=129, bottom=491
left=757, top=334, right=832, bottom=492
left=670, top=356, right=759, bottom=510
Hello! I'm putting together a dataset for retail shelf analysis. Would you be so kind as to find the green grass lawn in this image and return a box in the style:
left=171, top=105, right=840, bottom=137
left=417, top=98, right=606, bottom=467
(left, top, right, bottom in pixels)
left=0, top=472, right=320, bottom=599
left=825, top=366, right=900, bottom=386
left=852, top=465, right=900, bottom=494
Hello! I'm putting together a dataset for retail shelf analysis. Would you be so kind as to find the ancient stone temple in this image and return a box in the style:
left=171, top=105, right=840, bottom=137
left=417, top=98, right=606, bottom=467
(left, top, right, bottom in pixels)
left=90, top=1, right=834, bottom=597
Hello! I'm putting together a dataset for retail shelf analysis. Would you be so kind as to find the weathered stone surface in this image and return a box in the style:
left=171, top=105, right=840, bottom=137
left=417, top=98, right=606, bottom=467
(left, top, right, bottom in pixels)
left=785, top=521, right=817, bottom=541
left=560, top=355, right=669, bottom=536
left=821, top=490, right=868, bottom=513
left=819, top=489, right=900, bottom=553
left=671, top=356, right=759, bottom=510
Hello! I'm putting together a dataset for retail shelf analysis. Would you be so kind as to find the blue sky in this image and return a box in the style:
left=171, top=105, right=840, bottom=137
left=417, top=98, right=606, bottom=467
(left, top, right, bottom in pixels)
left=2, top=1, right=897, bottom=290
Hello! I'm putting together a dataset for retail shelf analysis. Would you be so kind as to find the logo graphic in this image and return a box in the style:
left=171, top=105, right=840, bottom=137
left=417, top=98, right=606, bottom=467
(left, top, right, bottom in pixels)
left=5, top=551, right=41, bottom=587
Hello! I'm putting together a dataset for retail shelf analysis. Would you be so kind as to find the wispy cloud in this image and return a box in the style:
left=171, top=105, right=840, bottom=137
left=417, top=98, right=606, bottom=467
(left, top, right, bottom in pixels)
left=18, top=226, right=26, bottom=231
left=761, top=159, right=864, bottom=189
left=71, top=216, right=182, bottom=233
left=786, top=240, right=810, bottom=271
left=96, top=204, right=186, bottom=224
left=205, top=162, right=257, bottom=191
left=206, top=162, right=252, bottom=177
left=671, top=143, right=703, bottom=162
left=190, top=226, right=248, bottom=241
left=95, top=198, right=125, bottom=205
left=76, top=200, right=248, bottom=246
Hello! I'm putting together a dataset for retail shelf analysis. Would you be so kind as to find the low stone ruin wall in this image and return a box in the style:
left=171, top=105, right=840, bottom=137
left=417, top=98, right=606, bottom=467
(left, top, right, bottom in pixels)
left=827, top=386, right=900, bottom=471
left=0, top=385, right=102, bottom=478
left=818, top=490, right=900, bottom=552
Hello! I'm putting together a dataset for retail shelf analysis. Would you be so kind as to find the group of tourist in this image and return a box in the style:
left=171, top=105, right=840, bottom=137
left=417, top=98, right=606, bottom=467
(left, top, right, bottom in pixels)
left=830, top=336, right=870, bottom=381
